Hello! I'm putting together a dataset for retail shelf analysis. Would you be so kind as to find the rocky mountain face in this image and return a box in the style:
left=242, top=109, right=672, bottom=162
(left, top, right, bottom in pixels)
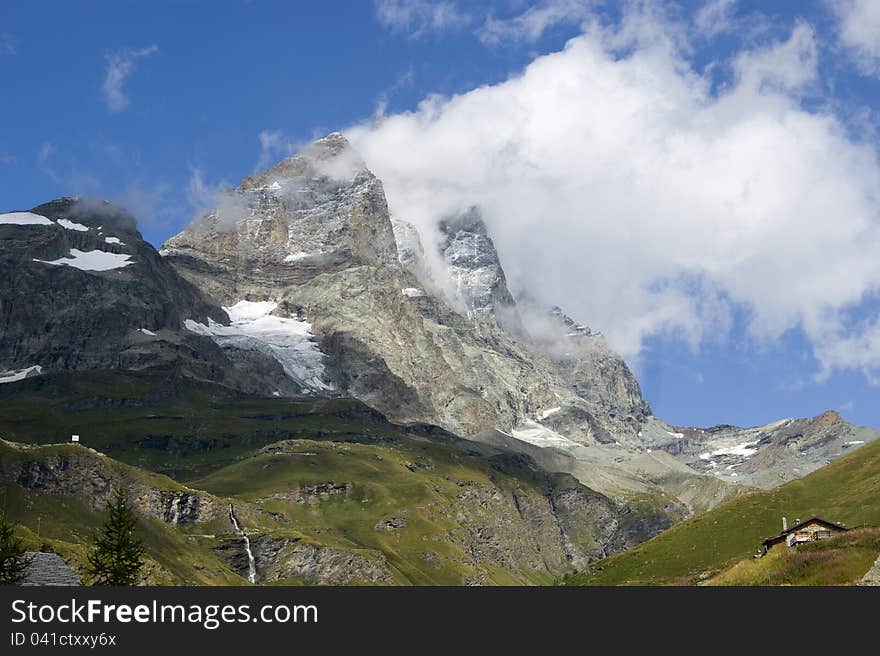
left=0, top=438, right=226, bottom=525
left=0, top=198, right=322, bottom=396
left=0, top=198, right=224, bottom=377
left=637, top=410, right=879, bottom=489
left=162, top=134, right=649, bottom=441
left=437, top=207, right=518, bottom=319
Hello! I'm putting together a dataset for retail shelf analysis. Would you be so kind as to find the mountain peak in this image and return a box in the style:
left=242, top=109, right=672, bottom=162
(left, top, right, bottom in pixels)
left=31, top=196, right=139, bottom=234
left=242, top=132, right=365, bottom=190
left=438, top=206, right=517, bottom=318
left=312, top=131, right=350, bottom=154
left=812, top=409, right=844, bottom=428
left=163, top=132, right=399, bottom=292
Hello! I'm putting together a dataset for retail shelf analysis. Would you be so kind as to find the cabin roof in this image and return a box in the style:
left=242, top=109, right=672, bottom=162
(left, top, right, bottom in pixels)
left=761, top=517, right=848, bottom=547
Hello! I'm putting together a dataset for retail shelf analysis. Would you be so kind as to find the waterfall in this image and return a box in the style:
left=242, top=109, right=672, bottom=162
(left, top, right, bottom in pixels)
left=228, top=503, right=256, bottom=584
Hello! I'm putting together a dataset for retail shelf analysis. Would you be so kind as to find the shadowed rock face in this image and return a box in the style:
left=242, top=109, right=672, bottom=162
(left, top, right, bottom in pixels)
left=0, top=442, right=225, bottom=524
left=0, top=197, right=228, bottom=378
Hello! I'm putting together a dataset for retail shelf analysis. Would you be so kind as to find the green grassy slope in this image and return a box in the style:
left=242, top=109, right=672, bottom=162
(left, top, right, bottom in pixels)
left=0, top=433, right=620, bottom=585
left=707, top=528, right=880, bottom=586
left=192, top=438, right=559, bottom=585
left=0, top=369, right=443, bottom=481
left=0, top=371, right=685, bottom=585
left=565, top=438, right=880, bottom=585
left=4, top=484, right=246, bottom=586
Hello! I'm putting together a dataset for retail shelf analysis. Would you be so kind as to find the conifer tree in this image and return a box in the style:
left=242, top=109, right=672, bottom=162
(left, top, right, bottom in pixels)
left=86, top=488, right=145, bottom=586
left=0, top=510, right=33, bottom=585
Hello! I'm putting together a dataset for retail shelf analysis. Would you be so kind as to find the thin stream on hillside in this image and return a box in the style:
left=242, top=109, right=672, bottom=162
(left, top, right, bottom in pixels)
left=228, top=503, right=256, bottom=584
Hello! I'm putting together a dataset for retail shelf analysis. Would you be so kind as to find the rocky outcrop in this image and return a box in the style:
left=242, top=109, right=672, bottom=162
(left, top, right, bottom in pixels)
left=437, top=207, right=518, bottom=319
left=146, top=489, right=217, bottom=525
left=0, top=440, right=224, bottom=524
left=213, top=535, right=394, bottom=585
left=860, top=553, right=880, bottom=586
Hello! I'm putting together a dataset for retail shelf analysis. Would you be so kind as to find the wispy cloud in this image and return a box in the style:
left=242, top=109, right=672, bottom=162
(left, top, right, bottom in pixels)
left=185, top=166, right=250, bottom=232
left=102, top=45, right=159, bottom=113
left=36, top=141, right=103, bottom=194
left=478, top=0, right=597, bottom=46
left=693, top=0, right=737, bottom=40
left=828, top=0, right=880, bottom=75
left=255, top=130, right=298, bottom=172
left=37, top=142, right=57, bottom=181
left=374, top=68, right=415, bottom=121
left=0, top=33, right=18, bottom=55
left=115, top=180, right=176, bottom=230
left=186, top=167, right=221, bottom=211
left=374, top=0, right=471, bottom=38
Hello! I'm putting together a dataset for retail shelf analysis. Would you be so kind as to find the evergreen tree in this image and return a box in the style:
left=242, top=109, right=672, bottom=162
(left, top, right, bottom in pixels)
left=86, top=488, right=145, bottom=586
left=0, top=510, right=33, bottom=585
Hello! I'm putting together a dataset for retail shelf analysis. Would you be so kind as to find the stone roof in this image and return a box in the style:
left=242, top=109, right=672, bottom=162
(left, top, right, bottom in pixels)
left=860, top=553, right=880, bottom=586
left=21, top=552, right=80, bottom=586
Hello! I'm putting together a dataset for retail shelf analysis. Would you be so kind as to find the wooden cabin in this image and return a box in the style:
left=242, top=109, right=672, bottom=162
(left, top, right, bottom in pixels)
left=762, top=517, right=848, bottom=553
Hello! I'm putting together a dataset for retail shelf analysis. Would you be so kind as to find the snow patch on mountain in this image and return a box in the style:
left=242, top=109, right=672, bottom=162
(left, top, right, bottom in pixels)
left=34, top=249, right=134, bottom=271
left=0, top=212, right=53, bottom=226
left=57, top=218, right=89, bottom=231
left=539, top=406, right=562, bottom=420
left=185, top=300, right=330, bottom=394
left=699, top=441, right=760, bottom=460
left=0, top=365, right=42, bottom=384
left=511, top=420, right=579, bottom=451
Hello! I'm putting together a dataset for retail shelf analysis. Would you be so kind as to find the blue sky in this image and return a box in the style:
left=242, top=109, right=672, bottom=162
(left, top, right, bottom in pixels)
left=3, top=1, right=880, bottom=429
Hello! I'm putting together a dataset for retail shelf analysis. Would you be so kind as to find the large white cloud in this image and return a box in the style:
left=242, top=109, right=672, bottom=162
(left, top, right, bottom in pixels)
left=347, top=8, right=880, bottom=382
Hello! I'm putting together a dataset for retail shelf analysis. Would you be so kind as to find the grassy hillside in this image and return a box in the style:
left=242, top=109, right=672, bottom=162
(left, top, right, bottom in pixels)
left=0, top=434, right=644, bottom=585
left=193, top=438, right=559, bottom=585
left=707, top=528, right=880, bottom=586
left=1, top=420, right=677, bottom=585
left=0, top=371, right=688, bottom=585
left=4, top=484, right=246, bottom=586
left=0, top=369, right=448, bottom=481
left=565, top=438, right=880, bottom=585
